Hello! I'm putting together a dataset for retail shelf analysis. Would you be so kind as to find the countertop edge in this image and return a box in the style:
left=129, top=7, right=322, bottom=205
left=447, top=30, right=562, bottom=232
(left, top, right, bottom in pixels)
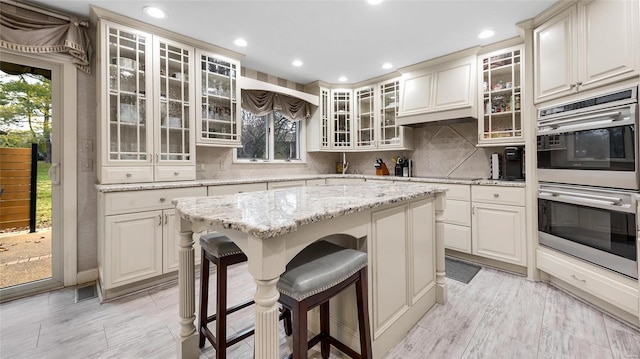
left=96, top=174, right=525, bottom=192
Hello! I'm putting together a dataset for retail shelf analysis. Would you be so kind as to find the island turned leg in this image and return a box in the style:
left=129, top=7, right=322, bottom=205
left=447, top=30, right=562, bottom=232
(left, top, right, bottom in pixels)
left=254, top=278, right=281, bottom=359
left=177, top=226, right=199, bottom=359
left=435, top=192, right=448, bottom=305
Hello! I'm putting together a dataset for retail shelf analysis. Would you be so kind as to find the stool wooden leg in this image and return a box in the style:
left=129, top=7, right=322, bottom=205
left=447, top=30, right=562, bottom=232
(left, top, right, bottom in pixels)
left=292, top=301, right=309, bottom=359
left=355, top=268, right=372, bottom=359
left=319, top=302, right=330, bottom=359
left=199, top=250, right=210, bottom=348
left=283, top=308, right=293, bottom=336
left=216, top=257, right=228, bottom=359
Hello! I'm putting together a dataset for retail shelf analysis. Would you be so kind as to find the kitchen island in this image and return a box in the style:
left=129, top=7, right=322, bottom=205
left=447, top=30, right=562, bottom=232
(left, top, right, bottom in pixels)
left=173, top=182, right=447, bottom=358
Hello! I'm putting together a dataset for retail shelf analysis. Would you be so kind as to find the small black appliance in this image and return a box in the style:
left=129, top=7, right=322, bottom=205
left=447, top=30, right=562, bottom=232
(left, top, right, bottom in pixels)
left=504, top=147, right=524, bottom=180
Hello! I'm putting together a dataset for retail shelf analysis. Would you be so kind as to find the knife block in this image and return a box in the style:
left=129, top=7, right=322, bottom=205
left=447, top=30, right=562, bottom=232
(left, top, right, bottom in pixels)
left=376, top=163, right=390, bottom=176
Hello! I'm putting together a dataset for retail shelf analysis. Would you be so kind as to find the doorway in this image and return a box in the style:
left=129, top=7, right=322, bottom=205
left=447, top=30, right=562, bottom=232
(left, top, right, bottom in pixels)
left=0, top=52, right=74, bottom=301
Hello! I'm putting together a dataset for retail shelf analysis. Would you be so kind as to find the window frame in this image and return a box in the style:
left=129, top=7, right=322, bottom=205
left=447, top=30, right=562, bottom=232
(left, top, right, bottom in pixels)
left=233, top=110, right=306, bottom=163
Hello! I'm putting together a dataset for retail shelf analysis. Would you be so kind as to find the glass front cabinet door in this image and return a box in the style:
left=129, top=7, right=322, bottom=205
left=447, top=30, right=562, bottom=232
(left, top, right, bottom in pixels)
left=153, top=36, right=196, bottom=181
left=331, top=89, right=353, bottom=149
left=355, top=86, right=375, bottom=149
left=100, top=22, right=154, bottom=183
left=378, top=79, right=408, bottom=149
left=195, top=50, right=241, bottom=147
left=98, top=21, right=196, bottom=184
left=478, top=45, right=524, bottom=145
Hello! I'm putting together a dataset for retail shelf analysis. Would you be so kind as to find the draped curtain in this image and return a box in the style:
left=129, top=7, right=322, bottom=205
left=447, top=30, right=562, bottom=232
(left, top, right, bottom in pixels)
left=241, top=90, right=311, bottom=121
left=0, top=3, right=92, bottom=74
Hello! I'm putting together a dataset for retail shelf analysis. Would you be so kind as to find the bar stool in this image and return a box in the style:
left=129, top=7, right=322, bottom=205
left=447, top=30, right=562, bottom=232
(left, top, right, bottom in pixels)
left=198, top=233, right=292, bottom=359
left=278, top=237, right=372, bottom=359
left=198, top=233, right=253, bottom=358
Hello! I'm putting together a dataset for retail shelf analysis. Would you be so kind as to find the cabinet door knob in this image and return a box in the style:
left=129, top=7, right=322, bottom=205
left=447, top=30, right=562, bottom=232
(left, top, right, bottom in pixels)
left=159, top=197, right=166, bottom=202
left=174, top=172, right=179, bottom=176
left=493, top=193, right=499, bottom=198
left=126, top=173, right=132, bottom=178
left=576, top=82, right=582, bottom=87
left=570, top=84, right=576, bottom=89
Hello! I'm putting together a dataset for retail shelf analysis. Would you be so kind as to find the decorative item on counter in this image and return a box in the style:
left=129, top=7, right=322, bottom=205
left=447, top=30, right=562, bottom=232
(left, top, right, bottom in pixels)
left=490, top=153, right=502, bottom=180
left=394, top=155, right=404, bottom=176
left=403, top=158, right=412, bottom=177
left=374, top=158, right=390, bottom=176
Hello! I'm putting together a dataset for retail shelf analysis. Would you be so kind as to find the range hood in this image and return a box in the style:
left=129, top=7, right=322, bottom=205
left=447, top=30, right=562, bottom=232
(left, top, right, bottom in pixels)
left=395, top=49, right=478, bottom=126
left=396, top=108, right=477, bottom=127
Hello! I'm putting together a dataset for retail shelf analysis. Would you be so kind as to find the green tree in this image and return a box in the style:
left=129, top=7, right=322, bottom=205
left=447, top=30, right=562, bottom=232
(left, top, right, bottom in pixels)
left=0, top=73, right=51, bottom=156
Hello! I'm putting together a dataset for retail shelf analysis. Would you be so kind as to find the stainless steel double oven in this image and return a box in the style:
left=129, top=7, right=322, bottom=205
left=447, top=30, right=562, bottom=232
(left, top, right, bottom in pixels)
left=537, top=86, right=639, bottom=279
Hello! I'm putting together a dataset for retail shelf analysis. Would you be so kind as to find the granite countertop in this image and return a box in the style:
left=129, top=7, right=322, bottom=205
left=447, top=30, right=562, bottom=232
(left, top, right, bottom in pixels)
left=96, top=174, right=525, bottom=193
left=173, top=182, right=445, bottom=240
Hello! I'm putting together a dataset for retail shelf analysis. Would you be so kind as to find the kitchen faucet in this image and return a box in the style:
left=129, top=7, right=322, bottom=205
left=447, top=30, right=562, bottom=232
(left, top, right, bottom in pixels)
left=342, top=152, right=348, bottom=175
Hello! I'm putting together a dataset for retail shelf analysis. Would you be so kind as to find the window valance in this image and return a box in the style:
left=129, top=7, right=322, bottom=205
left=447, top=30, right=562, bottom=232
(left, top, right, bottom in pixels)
left=0, top=2, right=92, bottom=74
left=241, top=89, right=311, bottom=122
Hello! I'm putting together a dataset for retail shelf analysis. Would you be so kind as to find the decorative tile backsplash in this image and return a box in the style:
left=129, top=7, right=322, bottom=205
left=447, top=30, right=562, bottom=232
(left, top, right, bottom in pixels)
left=342, top=120, right=501, bottom=179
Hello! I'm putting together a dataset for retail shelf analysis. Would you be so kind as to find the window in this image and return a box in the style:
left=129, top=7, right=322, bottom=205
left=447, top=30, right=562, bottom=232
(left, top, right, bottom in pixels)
left=235, top=109, right=304, bottom=162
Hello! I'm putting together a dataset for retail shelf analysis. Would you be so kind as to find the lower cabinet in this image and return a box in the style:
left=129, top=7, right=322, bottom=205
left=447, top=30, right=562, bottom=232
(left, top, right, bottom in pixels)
left=98, top=187, right=207, bottom=297
left=440, top=184, right=472, bottom=253
left=267, top=180, right=306, bottom=190
left=370, top=199, right=435, bottom=338
left=471, top=186, right=526, bottom=266
left=104, top=211, right=164, bottom=287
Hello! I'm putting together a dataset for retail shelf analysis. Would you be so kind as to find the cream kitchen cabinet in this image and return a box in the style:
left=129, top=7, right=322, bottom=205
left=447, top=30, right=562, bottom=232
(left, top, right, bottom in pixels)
left=478, top=45, right=524, bottom=146
left=306, top=178, right=326, bottom=186
left=96, top=20, right=196, bottom=184
left=306, top=81, right=412, bottom=152
left=98, top=186, right=206, bottom=298
left=195, top=50, right=241, bottom=147
left=370, top=198, right=435, bottom=338
left=207, top=182, right=267, bottom=195
left=267, top=180, right=306, bottom=190
left=440, top=184, right=472, bottom=254
left=533, top=0, right=640, bottom=103
left=471, top=186, right=526, bottom=266
left=397, top=52, right=477, bottom=125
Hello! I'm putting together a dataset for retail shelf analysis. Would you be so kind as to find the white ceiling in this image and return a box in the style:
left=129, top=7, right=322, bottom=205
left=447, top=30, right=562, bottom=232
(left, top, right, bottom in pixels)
left=30, top=0, right=556, bottom=85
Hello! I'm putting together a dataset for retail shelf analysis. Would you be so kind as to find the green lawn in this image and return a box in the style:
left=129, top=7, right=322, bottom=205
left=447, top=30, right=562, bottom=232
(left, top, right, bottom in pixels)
left=36, top=162, right=52, bottom=229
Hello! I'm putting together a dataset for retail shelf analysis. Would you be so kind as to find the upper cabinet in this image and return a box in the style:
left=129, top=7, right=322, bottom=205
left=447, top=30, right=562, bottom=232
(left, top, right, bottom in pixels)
left=477, top=45, right=524, bottom=146
left=331, top=89, right=354, bottom=149
left=195, top=51, right=241, bottom=147
left=97, top=20, right=195, bottom=184
left=397, top=52, right=477, bottom=126
left=534, top=0, right=640, bottom=103
left=306, top=80, right=412, bottom=152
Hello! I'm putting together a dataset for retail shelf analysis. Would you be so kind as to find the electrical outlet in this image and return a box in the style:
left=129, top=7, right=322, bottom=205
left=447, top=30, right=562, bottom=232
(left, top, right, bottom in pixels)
left=82, top=139, right=93, bottom=153
left=220, top=162, right=226, bottom=171
left=80, top=158, right=93, bottom=172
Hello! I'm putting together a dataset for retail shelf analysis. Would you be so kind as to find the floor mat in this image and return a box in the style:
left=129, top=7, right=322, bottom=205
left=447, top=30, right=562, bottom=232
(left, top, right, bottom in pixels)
left=445, top=258, right=481, bottom=284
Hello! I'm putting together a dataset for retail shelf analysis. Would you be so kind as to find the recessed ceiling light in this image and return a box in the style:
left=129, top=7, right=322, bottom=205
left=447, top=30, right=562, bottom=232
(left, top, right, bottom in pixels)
left=367, top=0, right=384, bottom=5
left=338, top=76, right=348, bottom=82
left=478, top=29, right=495, bottom=39
left=234, top=38, right=248, bottom=47
left=382, top=63, right=393, bottom=70
left=292, top=60, right=303, bottom=67
left=143, top=6, right=166, bottom=19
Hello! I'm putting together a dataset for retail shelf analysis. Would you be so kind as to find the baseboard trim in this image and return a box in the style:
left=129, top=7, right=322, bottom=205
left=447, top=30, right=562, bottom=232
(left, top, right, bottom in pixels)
left=76, top=268, right=99, bottom=284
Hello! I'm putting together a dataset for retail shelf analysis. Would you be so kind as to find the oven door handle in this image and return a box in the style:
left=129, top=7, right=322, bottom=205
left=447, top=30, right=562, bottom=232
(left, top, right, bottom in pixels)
left=538, top=189, right=623, bottom=205
left=538, top=110, right=623, bottom=126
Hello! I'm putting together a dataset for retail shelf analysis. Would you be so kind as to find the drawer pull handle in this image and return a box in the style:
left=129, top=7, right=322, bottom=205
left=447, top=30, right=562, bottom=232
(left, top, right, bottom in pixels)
left=493, top=193, right=499, bottom=198
left=164, top=214, right=168, bottom=224
left=126, top=173, right=132, bottom=178
left=174, top=172, right=179, bottom=176
left=158, top=215, right=162, bottom=226
left=159, top=197, right=166, bottom=203
left=571, top=274, right=586, bottom=283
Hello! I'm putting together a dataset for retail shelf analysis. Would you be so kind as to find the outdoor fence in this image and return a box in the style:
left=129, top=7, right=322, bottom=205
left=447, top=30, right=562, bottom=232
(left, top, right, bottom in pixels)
left=0, top=146, right=34, bottom=231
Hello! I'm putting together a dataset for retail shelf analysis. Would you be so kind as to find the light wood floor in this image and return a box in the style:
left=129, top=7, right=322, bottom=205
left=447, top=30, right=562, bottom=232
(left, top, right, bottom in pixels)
left=1, top=263, right=640, bottom=358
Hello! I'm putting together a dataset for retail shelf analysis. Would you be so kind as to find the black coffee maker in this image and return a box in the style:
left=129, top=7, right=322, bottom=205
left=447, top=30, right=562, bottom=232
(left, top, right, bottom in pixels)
left=504, top=147, right=524, bottom=180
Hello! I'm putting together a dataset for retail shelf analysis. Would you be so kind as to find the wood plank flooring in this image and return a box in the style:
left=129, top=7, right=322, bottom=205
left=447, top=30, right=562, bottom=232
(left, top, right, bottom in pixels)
left=1, top=263, right=640, bottom=358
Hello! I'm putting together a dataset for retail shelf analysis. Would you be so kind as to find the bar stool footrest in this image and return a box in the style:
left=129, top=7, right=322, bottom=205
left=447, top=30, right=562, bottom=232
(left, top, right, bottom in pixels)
left=205, top=299, right=254, bottom=324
